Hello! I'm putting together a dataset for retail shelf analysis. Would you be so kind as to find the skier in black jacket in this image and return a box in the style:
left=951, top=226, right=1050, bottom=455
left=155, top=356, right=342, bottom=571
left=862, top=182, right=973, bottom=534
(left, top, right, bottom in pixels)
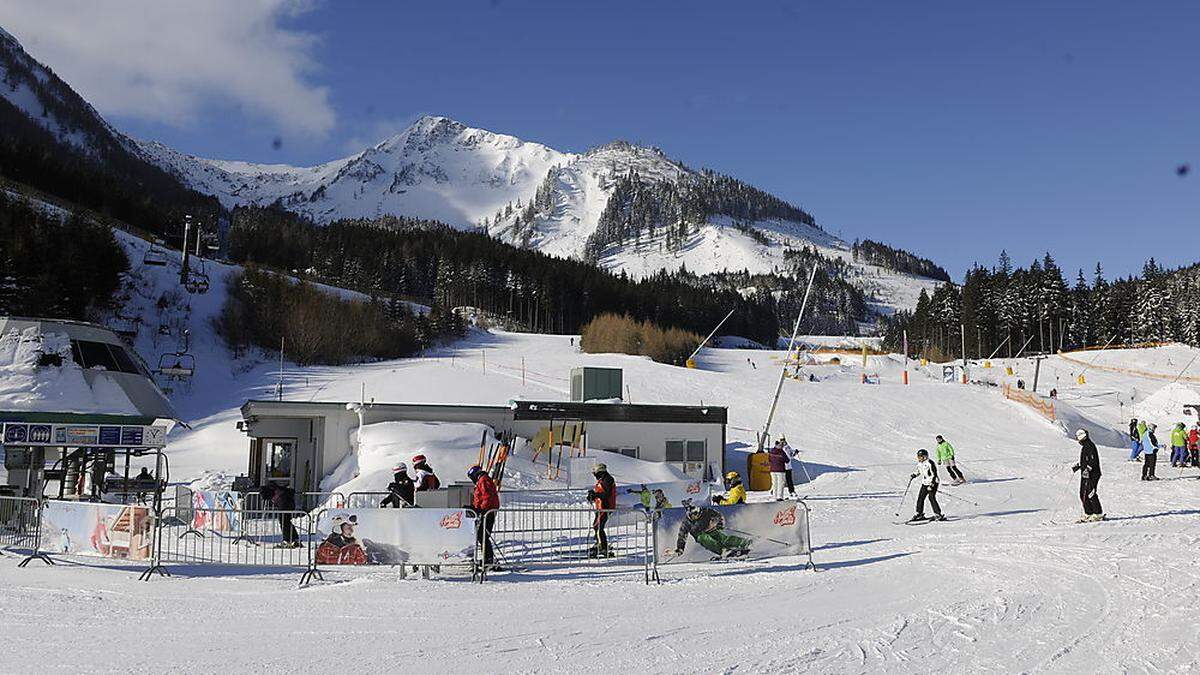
left=1071, top=429, right=1104, bottom=522
left=673, top=501, right=752, bottom=558
left=259, top=483, right=300, bottom=546
left=380, top=463, right=415, bottom=508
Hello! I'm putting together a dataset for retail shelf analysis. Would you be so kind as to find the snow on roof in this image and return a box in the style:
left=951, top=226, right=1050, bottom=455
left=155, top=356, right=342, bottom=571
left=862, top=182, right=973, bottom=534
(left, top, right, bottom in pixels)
left=0, top=324, right=140, bottom=416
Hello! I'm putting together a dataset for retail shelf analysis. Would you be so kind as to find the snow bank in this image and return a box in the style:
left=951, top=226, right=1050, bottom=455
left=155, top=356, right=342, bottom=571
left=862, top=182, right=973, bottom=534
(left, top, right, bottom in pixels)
left=1134, top=382, right=1200, bottom=424
left=0, top=326, right=138, bottom=415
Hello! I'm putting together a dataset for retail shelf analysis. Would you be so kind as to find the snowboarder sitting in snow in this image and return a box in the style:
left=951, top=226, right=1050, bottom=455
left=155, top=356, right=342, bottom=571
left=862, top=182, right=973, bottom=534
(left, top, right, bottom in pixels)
left=412, top=455, right=441, bottom=492
left=712, top=471, right=746, bottom=505
left=1140, top=423, right=1160, bottom=480
left=934, top=435, right=966, bottom=485
left=909, top=449, right=945, bottom=522
left=380, top=463, right=415, bottom=508
left=1170, top=422, right=1188, bottom=468
left=1072, top=429, right=1104, bottom=522
left=673, top=500, right=752, bottom=559
left=315, top=515, right=367, bottom=565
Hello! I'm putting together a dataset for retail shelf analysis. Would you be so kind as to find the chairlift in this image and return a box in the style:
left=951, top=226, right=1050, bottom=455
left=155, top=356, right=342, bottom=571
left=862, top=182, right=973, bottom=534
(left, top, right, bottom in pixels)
left=157, top=351, right=195, bottom=379
left=142, top=245, right=169, bottom=267
left=183, top=274, right=210, bottom=294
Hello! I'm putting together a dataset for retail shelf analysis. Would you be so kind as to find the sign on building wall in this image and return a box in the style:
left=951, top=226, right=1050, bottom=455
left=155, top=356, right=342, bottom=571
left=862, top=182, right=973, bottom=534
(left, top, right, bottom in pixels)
left=1, top=423, right=167, bottom=447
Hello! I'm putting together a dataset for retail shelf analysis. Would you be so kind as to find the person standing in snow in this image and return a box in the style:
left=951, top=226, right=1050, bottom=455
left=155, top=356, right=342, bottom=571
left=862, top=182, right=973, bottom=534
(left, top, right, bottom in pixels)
left=412, top=455, right=441, bottom=492
left=909, top=449, right=945, bottom=522
left=1140, top=423, right=1160, bottom=480
left=1188, top=423, right=1199, bottom=467
left=259, top=483, right=300, bottom=547
left=1170, top=422, right=1188, bottom=467
left=468, top=465, right=500, bottom=568
left=1128, top=418, right=1142, bottom=462
left=587, top=463, right=616, bottom=557
left=767, top=440, right=790, bottom=500
left=380, top=463, right=415, bottom=508
left=1071, top=429, right=1104, bottom=522
left=934, top=435, right=966, bottom=484
left=779, top=436, right=800, bottom=499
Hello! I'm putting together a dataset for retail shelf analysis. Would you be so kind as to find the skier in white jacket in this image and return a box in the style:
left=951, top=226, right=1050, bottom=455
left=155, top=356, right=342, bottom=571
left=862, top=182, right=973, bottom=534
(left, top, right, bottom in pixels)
left=909, top=449, right=945, bottom=522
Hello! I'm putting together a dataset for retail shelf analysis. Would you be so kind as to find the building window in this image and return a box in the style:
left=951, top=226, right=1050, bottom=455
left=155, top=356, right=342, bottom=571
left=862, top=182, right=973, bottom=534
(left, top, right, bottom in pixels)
left=604, top=447, right=638, bottom=458
left=263, top=439, right=296, bottom=484
left=69, top=340, right=147, bottom=376
left=666, top=439, right=707, bottom=477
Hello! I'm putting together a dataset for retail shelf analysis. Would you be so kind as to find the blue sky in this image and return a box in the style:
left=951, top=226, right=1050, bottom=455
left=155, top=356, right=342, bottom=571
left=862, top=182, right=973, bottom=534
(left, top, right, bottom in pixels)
left=3, top=1, right=1196, bottom=280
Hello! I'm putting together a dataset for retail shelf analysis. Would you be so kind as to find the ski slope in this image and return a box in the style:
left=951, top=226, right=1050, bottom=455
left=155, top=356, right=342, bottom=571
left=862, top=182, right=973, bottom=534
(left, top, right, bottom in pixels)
left=3, top=331, right=1200, bottom=673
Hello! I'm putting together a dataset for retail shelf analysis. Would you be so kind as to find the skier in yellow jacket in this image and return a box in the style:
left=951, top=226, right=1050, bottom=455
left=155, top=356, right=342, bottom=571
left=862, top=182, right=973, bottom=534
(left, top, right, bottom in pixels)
left=712, top=471, right=746, bottom=505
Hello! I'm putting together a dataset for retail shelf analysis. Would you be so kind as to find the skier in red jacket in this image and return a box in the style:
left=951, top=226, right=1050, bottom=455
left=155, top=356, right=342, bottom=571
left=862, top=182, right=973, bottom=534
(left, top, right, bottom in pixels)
left=587, top=463, right=617, bottom=558
left=468, top=465, right=500, bottom=567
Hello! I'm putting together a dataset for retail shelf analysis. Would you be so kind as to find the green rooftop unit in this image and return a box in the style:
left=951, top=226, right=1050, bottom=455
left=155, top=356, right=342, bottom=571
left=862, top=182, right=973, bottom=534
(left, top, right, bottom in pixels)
left=570, top=367, right=623, bottom=402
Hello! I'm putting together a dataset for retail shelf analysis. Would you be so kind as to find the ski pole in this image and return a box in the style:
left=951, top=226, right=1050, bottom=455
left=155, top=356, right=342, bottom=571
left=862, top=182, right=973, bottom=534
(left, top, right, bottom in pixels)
left=892, top=476, right=915, bottom=517
left=937, top=490, right=979, bottom=507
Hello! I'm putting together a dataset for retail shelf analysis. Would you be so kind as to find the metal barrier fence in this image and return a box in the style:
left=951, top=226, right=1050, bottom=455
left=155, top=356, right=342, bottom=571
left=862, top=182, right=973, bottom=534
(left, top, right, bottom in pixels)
left=345, top=491, right=391, bottom=508
left=0, top=496, right=40, bottom=556
left=154, top=506, right=313, bottom=569
left=479, top=507, right=652, bottom=583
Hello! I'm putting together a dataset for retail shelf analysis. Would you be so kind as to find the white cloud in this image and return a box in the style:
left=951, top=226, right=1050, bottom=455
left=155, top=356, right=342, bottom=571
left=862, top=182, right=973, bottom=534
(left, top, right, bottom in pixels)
left=0, top=0, right=335, bottom=135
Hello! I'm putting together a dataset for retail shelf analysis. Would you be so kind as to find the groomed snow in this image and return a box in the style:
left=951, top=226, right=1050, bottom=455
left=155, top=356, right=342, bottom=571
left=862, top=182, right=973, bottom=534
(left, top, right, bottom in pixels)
left=5, top=329, right=1200, bottom=672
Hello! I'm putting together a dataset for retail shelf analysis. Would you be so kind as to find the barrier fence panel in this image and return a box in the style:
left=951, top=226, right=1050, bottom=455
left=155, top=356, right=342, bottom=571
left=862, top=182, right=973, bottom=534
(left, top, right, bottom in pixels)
left=345, top=492, right=391, bottom=509
left=154, top=506, right=312, bottom=568
left=34, top=499, right=156, bottom=569
left=479, top=507, right=653, bottom=583
left=650, top=500, right=814, bottom=582
left=0, top=496, right=40, bottom=556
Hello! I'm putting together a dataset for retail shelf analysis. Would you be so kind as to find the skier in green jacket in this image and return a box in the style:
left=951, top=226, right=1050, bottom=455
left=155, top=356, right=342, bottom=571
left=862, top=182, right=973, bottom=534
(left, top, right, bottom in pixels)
left=673, top=501, right=752, bottom=559
left=1170, top=422, right=1188, bottom=467
left=935, top=435, right=966, bottom=485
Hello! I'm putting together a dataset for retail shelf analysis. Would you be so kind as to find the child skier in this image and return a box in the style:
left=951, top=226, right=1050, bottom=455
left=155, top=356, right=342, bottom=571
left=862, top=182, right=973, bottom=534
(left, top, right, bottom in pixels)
left=934, top=435, right=966, bottom=484
left=1128, top=418, right=1142, bottom=462
left=909, top=449, right=945, bottom=522
left=412, top=455, right=441, bottom=492
left=1140, top=423, right=1160, bottom=480
left=1071, top=429, right=1104, bottom=522
left=380, top=463, right=415, bottom=508
left=1170, top=422, right=1188, bottom=467
left=1188, top=423, right=1199, bottom=467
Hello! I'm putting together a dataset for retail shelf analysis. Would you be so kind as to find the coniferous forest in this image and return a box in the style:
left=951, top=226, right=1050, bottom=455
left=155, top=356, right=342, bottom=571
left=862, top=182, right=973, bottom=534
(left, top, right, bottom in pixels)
left=882, top=250, right=1200, bottom=360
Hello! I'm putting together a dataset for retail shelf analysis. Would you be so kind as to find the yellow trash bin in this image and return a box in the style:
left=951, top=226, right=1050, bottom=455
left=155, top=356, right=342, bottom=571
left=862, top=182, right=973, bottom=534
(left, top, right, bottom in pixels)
left=747, top=451, right=772, bottom=492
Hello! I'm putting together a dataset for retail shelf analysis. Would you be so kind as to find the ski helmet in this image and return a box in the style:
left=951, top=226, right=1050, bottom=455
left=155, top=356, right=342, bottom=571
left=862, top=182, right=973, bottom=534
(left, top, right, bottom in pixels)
left=916, top=448, right=928, bottom=458
left=412, top=454, right=427, bottom=465
left=1075, top=429, right=1088, bottom=440
left=467, top=465, right=484, bottom=480
left=393, top=463, right=407, bottom=474
left=593, top=463, right=608, bottom=474
left=725, top=471, right=740, bottom=481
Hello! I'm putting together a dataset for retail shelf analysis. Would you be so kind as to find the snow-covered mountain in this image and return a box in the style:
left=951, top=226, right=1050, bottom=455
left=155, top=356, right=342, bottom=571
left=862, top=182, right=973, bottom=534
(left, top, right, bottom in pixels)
left=140, top=118, right=944, bottom=313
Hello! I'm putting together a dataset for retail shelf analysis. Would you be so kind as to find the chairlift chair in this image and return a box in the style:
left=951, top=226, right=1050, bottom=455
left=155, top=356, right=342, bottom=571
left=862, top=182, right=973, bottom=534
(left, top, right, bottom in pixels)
left=157, top=352, right=195, bottom=379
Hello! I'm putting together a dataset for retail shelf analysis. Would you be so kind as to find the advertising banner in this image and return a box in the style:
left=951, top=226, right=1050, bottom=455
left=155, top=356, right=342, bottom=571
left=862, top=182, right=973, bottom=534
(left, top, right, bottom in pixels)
left=617, top=479, right=711, bottom=510
left=40, top=500, right=155, bottom=561
left=190, top=490, right=241, bottom=533
left=313, top=508, right=476, bottom=566
left=654, top=501, right=809, bottom=564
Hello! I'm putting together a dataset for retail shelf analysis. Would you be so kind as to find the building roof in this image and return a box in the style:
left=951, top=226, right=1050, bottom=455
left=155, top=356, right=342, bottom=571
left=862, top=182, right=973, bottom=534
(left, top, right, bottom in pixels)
left=241, top=398, right=726, bottom=425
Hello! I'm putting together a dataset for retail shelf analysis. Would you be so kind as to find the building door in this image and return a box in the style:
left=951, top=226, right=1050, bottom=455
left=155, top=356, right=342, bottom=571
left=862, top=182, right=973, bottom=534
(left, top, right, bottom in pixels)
left=262, top=439, right=296, bottom=487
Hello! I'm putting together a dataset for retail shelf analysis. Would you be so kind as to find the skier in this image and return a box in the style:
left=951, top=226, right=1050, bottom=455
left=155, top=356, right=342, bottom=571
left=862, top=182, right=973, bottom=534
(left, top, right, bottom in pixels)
left=1170, top=422, right=1188, bottom=467
left=380, top=463, right=415, bottom=508
left=1140, top=423, right=1160, bottom=480
left=934, top=435, right=966, bottom=484
left=259, top=483, right=300, bottom=547
left=673, top=501, right=752, bottom=559
left=908, top=449, right=945, bottom=522
left=586, top=463, right=616, bottom=557
left=1188, top=423, right=1199, bottom=467
left=1071, top=429, right=1104, bottom=522
left=412, top=455, right=441, bottom=492
left=712, top=471, right=747, bottom=505
left=767, top=440, right=790, bottom=500
left=779, top=436, right=799, bottom=498
left=468, top=465, right=500, bottom=568
left=1128, top=418, right=1142, bottom=462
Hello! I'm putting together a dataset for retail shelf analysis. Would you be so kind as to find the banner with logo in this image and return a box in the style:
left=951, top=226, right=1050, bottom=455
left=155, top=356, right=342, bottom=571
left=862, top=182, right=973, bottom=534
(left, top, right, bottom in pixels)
left=617, top=479, right=711, bottom=510
left=39, top=500, right=155, bottom=561
left=313, top=508, right=476, bottom=566
left=190, top=490, right=241, bottom=533
left=653, top=501, right=809, bottom=564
